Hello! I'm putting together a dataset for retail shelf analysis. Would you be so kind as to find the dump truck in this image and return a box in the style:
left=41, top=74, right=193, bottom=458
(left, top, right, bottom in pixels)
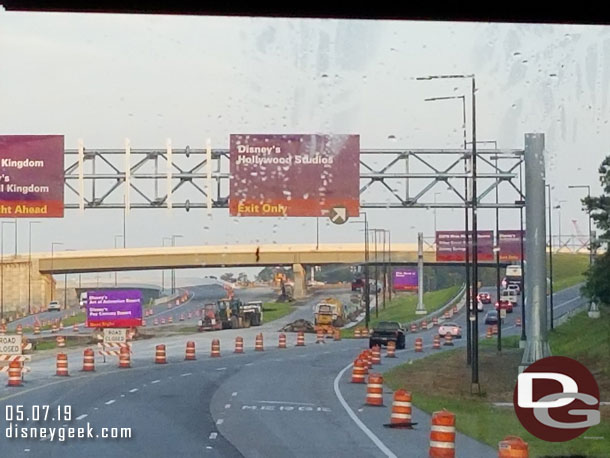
left=313, top=297, right=345, bottom=335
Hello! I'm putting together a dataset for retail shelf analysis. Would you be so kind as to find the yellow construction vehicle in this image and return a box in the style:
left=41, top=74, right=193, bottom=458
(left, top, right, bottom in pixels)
left=313, top=297, right=345, bottom=335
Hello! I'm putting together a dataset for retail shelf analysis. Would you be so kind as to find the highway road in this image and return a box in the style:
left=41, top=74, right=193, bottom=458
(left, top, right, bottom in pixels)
left=0, top=283, right=588, bottom=457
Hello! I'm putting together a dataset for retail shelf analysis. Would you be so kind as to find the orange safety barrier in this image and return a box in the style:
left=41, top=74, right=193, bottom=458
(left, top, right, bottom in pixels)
left=443, top=334, right=454, bottom=346
left=421, top=320, right=428, bottom=330
left=351, top=359, right=367, bottom=383
left=155, top=344, right=167, bottom=364
left=185, top=341, right=196, bottom=360
left=82, top=348, right=95, bottom=372
left=0, top=324, right=6, bottom=335
left=354, top=328, right=362, bottom=338
left=119, top=346, right=131, bottom=368
left=211, top=339, right=221, bottom=357
left=492, top=324, right=498, bottom=335
left=255, top=333, right=264, bottom=351
left=33, top=324, right=40, bottom=335
left=57, top=336, right=66, bottom=348
left=180, top=314, right=185, bottom=321
left=153, top=318, right=159, bottom=325
left=278, top=333, right=287, bottom=349
left=187, top=312, right=192, bottom=319
left=364, top=350, right=373, bottom=369
left=296, top=331, right=305, bottom=347
left=16, top=324, right=23, bottom=335
left=433, top=317, right=439, bottom=326
left=433, top=335, right=441, bottom=349
left=371, top=345, right=381, bottom=365
left=389, top=389, right=412, bottom=427
left=443, top=311, right=450, bottom=320
left=361, top=328, right=369, bottom=338
left=56, top=353, right=69, bottom=376
left=333, top=329, right=341, bottom=341
left=498, top=436, right=529, bottom=458
left=168, top=316, right=174, bottom=324
left=7, top=361, right=22, bottom=387
left=160, top=318, right=166, bottom=325
left=51, top=323, right=58, bottom=333
left=235, top=336, right=244, bottom=354
left=365, top=373, right=384, bottom=406
left=415, top=337, right=423, bottom=352
left=142, top=319, right=147, bottom=327
left=429, top=409, right=456, bottom=457
left=452, top=305, right=458, bottom=314
left=386, top=341, right=396, bottom=358
left=359, top=353, right=370, bottom=375
left=59, top=321, right=64, bottom=330
left=410, top=323, right=417, bottom=333
left=515, top=317, right=522, bottom=327
left=73, top=323, right=79, bottom=333
left=315, top=329, right=325, bottom=344
left=486, top=327, right=493, bottom=339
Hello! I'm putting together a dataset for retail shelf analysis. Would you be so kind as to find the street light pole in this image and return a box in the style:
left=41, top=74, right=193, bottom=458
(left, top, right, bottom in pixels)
left=28, top=222, right=41, bottom=315
left=568, top=184, right=599, bottom=318
left=50, top=242, right=64, bottom=303
left=350, top=213, right=370, bottom=328
left=387, top=230, right=392, bottom=301
left=171, top=234, right=183, bottom=294
left=114, top=235, right=123, bottom=286
left=546, top=184, right=555, bottom=329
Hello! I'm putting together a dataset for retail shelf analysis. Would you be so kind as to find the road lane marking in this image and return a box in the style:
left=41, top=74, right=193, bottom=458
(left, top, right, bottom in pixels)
left=216, top=419, right=224, bottom=425
left=224, top=404, right=231, bottom=409
left=151, top=380, right=161, bottom=384
left=129, top=388, right=139, bottom=393
left=334, top=362, right=397, bottom=458
left=244, top=363, right=254, bottom=366
left=105, top=400, right=116, bottom=405
left=76, top=414, right=88, bottom=420
left=209, top=432, right=218, bottom=440
left=216, top=367, right=227, bottom=371
left=120, top=394, right=125, bottom=397
left=255, top=400, right=316, bottom=406
left=232, top=392, right=238, bottom=397
left=181, top=372, right=192, bottom=377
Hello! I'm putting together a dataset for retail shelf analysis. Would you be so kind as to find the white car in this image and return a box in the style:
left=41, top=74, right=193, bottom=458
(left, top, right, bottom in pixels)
left=438, top=322, right=462, bottom=338
left=506, top=283, right=520, bottom=294
left=48, top=301, right=61, bottom=312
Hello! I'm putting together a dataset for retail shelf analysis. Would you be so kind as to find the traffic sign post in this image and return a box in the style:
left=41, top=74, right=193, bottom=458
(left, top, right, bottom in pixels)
left=103, top=328, right=127, bottom=344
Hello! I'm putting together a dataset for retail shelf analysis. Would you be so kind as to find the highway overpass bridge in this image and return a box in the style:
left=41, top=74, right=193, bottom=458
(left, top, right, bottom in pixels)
left=1, top=243, right=513, bottom=315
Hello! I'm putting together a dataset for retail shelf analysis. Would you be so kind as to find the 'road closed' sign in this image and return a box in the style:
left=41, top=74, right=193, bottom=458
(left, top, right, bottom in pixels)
left=103, top=328, right=127, bottom=344
left=0, top=335, right=22, bottom=355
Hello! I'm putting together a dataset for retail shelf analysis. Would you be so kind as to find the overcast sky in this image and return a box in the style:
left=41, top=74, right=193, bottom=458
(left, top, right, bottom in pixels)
left=1, top=11, right=608, bottom=282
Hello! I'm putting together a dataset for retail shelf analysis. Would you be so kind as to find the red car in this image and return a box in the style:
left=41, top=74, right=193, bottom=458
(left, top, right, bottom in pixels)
left=477, top=292, right=491, bottom=304
left=495, top=300, right=513, bottom=313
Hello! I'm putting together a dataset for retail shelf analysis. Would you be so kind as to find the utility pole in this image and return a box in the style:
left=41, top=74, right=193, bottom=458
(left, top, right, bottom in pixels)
left=547, top=184, right=555, bottom=329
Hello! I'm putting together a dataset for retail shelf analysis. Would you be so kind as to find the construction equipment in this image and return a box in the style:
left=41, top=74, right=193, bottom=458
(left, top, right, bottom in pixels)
left=216, top=297, right=263, bottom=329
left=313, top=297, right=346, bottom=335
left=197, top=303, right=222, bottom=332
left=243, top=301, right=263, bottom=326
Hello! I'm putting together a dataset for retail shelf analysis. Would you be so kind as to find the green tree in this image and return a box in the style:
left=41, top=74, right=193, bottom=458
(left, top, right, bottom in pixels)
left=582, top=155, right=610, bottom=306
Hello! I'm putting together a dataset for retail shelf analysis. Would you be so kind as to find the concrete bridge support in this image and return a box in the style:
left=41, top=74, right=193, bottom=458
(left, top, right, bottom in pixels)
left=292, top=263, right=307, bottom=299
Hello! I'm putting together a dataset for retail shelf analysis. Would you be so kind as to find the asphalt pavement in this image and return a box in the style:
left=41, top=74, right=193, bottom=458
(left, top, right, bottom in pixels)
left=0, top=283, right=588, bottom=457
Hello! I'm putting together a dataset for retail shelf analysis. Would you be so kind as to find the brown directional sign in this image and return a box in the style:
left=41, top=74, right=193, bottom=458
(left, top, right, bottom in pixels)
left=229, top=134, right=360, bottom=217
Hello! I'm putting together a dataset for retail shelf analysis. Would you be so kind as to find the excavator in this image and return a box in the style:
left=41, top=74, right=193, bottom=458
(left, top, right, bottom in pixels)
left=313, top=297, right=345, bottom=336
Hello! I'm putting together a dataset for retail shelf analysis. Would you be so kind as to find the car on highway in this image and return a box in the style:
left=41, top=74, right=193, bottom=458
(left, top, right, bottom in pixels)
left=369, top=321, right=406, bottom=349
left=484, top=310, right=500, bottom=324
left=48, top=300, right=61, bottom=312
left=500, top=289, right=519, bottom=306
left=438, top=322, right=462, bottom=338
left=351, top=277, right=364, bottom=291
left=495, top=300, right=514, bottom=313
left=506, top=283, right=521, bottom=295
left=477, top=292, right=491, bottom=304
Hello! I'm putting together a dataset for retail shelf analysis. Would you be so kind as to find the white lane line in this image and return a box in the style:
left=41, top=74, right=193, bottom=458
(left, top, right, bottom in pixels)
left=216, top=367, right=227, bottom=371
left=76, top=414, right=88, bottom=420
left=129, top=388, right=139, bottom=393
left=333, top=362, right=397, bottom=458
left=232, top=392, right=238, bottom=397
left=555, top=297, right=581, bottom=309
left=209, top=432, right=218, bottom=440
left=181, top=372, right=192, bottom=377
left=255, top=400, right=316, bottom=406
left=244, top=363, right=254, bottom=366
left=105, top=400, right=116, bottom=405
left=216, top=419, right=224, bottom=425
left=24, top=449, right=30, bottom=452
left=151, top=380, right=161, bottom=384
left=120, top=394, right=125, bottom=397
left=224, top=404, right=231, bottom=409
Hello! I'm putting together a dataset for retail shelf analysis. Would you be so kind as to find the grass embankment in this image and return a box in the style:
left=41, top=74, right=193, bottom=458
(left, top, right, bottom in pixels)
left=341, top=285, right=461, bottom=338
left=384, top=309, right=610, bottom=457
left=38, top=312, right=87, bottom=331
left=262, top=302, right=295, bottom=323
left=551, top=252, right=590, bottom=291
